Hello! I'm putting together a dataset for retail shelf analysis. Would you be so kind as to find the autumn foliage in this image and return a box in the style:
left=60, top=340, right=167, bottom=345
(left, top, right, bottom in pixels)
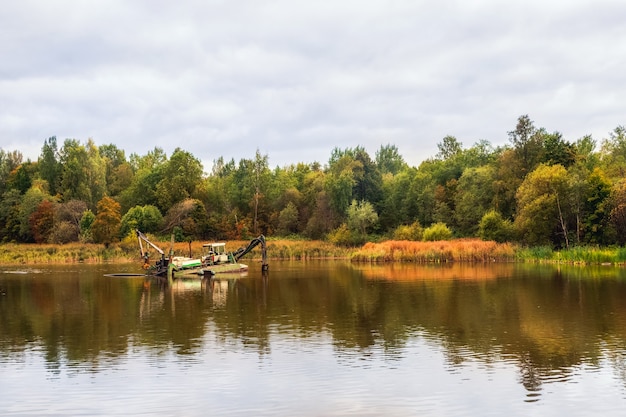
left=91, top=196, right=121, bottom=246
left=29, top=200, right=55, bottom=243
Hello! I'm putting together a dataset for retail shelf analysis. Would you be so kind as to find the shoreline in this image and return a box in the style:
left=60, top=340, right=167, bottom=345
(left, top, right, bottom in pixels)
left=1, top=239, right=624, bottom=266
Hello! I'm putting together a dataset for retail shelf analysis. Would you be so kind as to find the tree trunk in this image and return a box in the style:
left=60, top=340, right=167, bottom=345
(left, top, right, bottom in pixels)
left=556, top=193, right=569, bottom=249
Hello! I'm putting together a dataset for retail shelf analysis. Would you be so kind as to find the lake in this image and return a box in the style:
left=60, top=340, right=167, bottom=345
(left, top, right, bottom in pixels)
left=1, top=260, right=626, bottom=416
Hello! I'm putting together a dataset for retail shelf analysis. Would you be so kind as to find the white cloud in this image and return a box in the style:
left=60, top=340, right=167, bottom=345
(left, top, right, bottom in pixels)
left=1, top=0, right=625, bottom=171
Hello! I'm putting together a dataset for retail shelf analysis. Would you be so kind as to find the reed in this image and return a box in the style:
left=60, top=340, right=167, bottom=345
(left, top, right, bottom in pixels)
left=3, top=237, right=625, bottom=266
left=515, top=246, right=554, bottom=261
left=516, top=245, right=626, bottom=265
left=223, top=238, right=352, bottom=260
left=350, top=239, right=517, bottom=263
left=0, top=237, right=353, bottom=265
left=127, top=236, right=353, bottom=261
left=0, top=243, right=134, bottom=264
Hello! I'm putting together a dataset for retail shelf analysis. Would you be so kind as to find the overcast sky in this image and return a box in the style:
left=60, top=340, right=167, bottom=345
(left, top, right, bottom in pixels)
left=2, top=0, right=625, bottom=172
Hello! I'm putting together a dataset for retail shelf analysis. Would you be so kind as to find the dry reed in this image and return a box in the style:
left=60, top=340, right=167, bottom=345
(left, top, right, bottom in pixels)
left=351, top=239, right=517, bottom=263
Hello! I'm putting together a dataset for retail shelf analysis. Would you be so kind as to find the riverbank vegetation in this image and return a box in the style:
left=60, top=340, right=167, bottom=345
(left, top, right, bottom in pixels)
left=2, top=237, right=626, bottom=266
left=0, top=238, right=355, bottom=265
left=2, top=115, right=626, bottom=258
left=351, top=240, right=517, bottom=263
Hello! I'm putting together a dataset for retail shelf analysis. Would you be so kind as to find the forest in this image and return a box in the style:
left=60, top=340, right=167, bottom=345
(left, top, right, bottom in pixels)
left=1, top=114, right=626, bottom=249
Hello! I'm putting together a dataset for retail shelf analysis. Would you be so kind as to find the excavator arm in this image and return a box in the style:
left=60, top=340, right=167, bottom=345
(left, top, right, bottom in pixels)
left=136, top=229, right=165, bottom=257
left=135, top=229, right=171, bottom=276
left=233, top=235, right=268, bottom=271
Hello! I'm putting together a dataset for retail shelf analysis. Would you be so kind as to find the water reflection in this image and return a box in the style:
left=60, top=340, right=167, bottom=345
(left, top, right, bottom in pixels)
left=2, top=262, right=626, bottom=406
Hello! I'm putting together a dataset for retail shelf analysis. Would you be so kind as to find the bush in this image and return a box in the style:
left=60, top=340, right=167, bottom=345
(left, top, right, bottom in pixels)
left=120, top=205, right=163, bottom=237
left=327, top=223, right=363, bottom=246
left=49, top=221, right=80, bottom=244
left=392, top=221, right=423, bottom=241
left=423, top=222, right=452, bottom=241
left=478, top=210, right=515, bottom=243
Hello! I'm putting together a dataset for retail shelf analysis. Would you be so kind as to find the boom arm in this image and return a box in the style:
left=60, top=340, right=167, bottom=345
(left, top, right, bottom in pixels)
left=233, top=235, right=268, bottom=270
left=136, top=229, right=165, bottom=257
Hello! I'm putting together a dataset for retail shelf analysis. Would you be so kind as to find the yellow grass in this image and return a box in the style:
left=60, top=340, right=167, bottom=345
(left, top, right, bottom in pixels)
left=163, top=238, right=352, bottom=260
left=0, top=243, right=134, bottom=264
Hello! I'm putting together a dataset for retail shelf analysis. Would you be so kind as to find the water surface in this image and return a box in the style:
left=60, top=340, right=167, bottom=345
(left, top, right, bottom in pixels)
left=1, top=261, right=626, bottom=416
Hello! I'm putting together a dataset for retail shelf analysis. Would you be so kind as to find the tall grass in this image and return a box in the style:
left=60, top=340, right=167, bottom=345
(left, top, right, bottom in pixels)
left=515, top=246, right=554, bottom=261
left=126, top=236, right=353, bottom=261
left=0, top=243, right=134, bottom=264
left=2, top=237, right=626, bottom=266
left=351, top=239, right=517, bottom=263
left=0, top=237, right=353, bottom=266
left=516, top=245, right=626, bottom=265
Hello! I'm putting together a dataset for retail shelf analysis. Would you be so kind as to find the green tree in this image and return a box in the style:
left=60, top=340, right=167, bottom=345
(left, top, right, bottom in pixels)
left=119, top=147, right=167, bottom=211
left=508, top=115, right=545, bottom=173
left=543, top=132, right=576, bottom=168
left=436, top=135, right=462, bottom=160
left=608, top=180, right=626, bottom=245
left=0, top=149, right=23, bottom=195
left=119, top=205, right=163, bottom=238
left=225, top=150, right=272, bottom=235
left=277, top=201, right=299, bottom=235
left=59, top=139, right=89, bottom=201
left=79, top=209, right=96, bottom=242
left=59, top=139, right=106, bottom=208
left=162, top=199, right=209, bottom=240
left=352, top=147, right=383, bottom=206
left=375, top=144, right=407, bottom=175
left=0, top=189, right=22, bottom=242
left=156, top=148, right=204, bottom=211
left=251, top=150, right=270, bottom=234
left=100, top=143, right=133, bottom=197
left=378, top=168, right=414, bottom=231
left=600, top=126, right=626, bottom=179
left=346, top=199, right=378, bottom=236
left=454, top=166, right=496, bottom=236
left=492, top=149, right=521, bottom=220
left=514, top=164, right=570, bottom=247
left=574, top=135, right=599, bottom=171
left=303, top=171, right=337, bottom=239
left=406, top=168, right=437, bottom=227
left=581, top=168, right=612, bottom=244
left=38, top=136, right=61, bottom=196
left=19, top=182, right=52, bottom=242
left=326, top=166, right=357, bottom=217
left=7, top=161, right=36, bottom=194
left=326, top=146, right=383, bottom=214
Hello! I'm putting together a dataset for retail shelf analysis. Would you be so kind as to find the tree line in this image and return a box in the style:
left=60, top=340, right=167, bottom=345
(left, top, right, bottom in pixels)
left=1, top=114, right=626, bottom=248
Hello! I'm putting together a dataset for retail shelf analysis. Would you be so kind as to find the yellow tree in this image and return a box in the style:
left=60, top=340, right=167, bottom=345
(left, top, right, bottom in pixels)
left=91, top=196, right=121, bottom=246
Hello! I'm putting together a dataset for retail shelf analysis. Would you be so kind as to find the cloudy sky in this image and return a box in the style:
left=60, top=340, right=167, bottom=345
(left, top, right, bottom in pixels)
left=1, top=0, right=625, bottom=172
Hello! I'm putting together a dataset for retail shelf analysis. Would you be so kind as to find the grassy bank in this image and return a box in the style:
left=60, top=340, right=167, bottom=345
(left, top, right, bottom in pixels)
left=1, top=237, right=625, bottom=266
left=515, top=245, right=626, bottom=265
left=0, top=237, right=353, bottom=265
left=0, top=243, right=135, bottom=264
